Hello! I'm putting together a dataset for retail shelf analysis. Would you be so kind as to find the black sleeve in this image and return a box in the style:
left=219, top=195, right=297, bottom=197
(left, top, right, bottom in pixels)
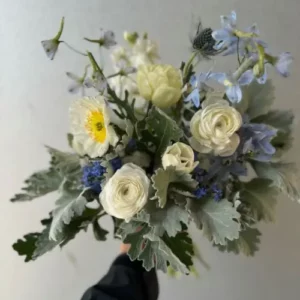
left=80, top=254, right=159, bottom=300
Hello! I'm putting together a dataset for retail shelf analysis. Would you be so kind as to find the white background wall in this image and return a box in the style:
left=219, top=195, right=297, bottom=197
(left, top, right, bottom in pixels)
left=1, top=0, right=300, bottom=299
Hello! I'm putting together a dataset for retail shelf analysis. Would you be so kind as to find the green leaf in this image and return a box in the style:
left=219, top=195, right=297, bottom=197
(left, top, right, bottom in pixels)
left=187, top=198, right=241, bottom=245
left=151, top=167, right=197, bottom=208
left=47, top=146, right=82, bottom=182
left=67, top=133, right=74, bottom=148
left=12, top=233, right=40, bottom=262
left=240, top=178, right=278, bottom=222
left=13, top=209, right=99, bottom=262
left=92, top=218, right=109, bottom=241
left=252, top=110, right=294, bottom=133
left=163, top=231, right=194, bottom=268
left=123, top=225, right=194, bottom=274
left=146, top=107, right=183, bottom=158
left=49, top=181, right=87, bottom=240
left=215, top=227, right=261, bottom=256
left=144, top=200, right=190, bottom=237
left=252, top=161, right=300, bottom=203
left=11, top=169, right=62, bottom=202
left=242, top=80, right=275, bottom=119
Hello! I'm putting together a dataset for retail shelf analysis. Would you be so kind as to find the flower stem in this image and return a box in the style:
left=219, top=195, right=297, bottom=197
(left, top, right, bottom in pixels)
left=54, top=17, right=65, bottom=41
left=87, top=52, right=137, bottom=123
left=87, top=51, right=104, bottom=76
left=61, top=41, right=87, bottom=56
left=237, top=38, right=242, bottom=66
left=233, top=56, right=255, bottom=81
left=183, top=52, right=198, bottom=78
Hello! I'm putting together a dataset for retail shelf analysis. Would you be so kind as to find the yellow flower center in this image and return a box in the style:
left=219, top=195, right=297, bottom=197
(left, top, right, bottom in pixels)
left=85, top=110, right=107, bottom=143
left=223, top=79, right=233, bottom=87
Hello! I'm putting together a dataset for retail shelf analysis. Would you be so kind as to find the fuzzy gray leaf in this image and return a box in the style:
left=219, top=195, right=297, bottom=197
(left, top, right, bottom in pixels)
left=123, top=225, right=194, bottom=274
left=49, top=182, right=87, bottom=240
left=151, top=167, right=197, bottom=208
left=187, top=198, right=241, bottom=245
left=11, top=169, right=62, bottom=202
left=216, top=227, right=261, bottom=256
left=47, top=147, right=82, bottom=182
left=243, top=80, right=275, bottom=119
left=252, top=110, right=294, bottom=133
left=252, top=161, right=300, bottom=203
left=241, top=178, right=278, bottom=222
left=148, top=201, right=190, bottom=237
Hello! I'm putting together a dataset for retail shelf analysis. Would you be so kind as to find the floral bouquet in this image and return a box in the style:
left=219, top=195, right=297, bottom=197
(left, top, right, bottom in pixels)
left=12, top=11, right=299, bottom=275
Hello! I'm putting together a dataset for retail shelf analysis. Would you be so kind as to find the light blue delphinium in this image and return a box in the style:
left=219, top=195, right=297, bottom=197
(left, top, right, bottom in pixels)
left=184, top=73, right=212, bottom=108
left=274, top=52, right=293, bottom=77
left=210, top=69, right=254, bottom=103
left=241, top=123, right=277, bottom=162
left=212, top=11, right=238, bottom=55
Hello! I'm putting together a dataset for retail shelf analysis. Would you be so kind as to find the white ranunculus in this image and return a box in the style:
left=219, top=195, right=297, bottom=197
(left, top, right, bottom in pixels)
left=190, top=97, right=242, bottom=157
left=69, top=96, right=119, bottom=158
left=162, top=142, right=198, bottom=173
left=100, top=163, right=150, bottom=221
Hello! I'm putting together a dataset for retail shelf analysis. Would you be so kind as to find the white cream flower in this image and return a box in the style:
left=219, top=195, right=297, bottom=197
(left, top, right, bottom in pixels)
left=190, top=97, right=242, bottom=156
left=162, top=142, right=198, bottom=173
left=109, top=76, right=148, bottom=114
left=137, top=64, right=182, bottom=108
left=130, top=37, right=160, bottom=66
left=100, top=163, right=150, bottom=221
left=69, top=96, right=119, bottom=158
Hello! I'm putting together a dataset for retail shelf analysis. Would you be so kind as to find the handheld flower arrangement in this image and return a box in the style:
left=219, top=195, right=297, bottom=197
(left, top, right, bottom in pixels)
left=12, top=12, right=298, bottom=274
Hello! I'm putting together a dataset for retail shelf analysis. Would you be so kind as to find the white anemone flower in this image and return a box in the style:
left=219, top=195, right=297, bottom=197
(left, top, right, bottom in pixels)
left=69, top=96, right=119, bottom=158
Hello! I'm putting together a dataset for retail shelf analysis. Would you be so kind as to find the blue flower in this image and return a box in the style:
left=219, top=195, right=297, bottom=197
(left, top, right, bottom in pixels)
left=210, top=70, right=254, bottom=103
left=212, top=11, right=238, bottom=54
left=241, top=123, right=277, bottom=162
left=82, top=161, right=106, bottom=192
left=275, top=52, right=293, bottom=77
left=193, top=166, right=208, bottom=183
left=184, top=73, right=212, bottom=108
left=110, top=157, right=122, bottom=171
left=211, top=184, right=223, bottom=202
left=194, top=187, right=208, bottom=199
left=213, top=12, right=261, bottom=57
left=208, top=154, right=248, bottom=182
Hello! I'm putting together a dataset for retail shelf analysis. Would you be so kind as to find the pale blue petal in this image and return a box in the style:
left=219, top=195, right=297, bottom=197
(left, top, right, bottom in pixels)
left=239, top=70, right=254, bottom=86
left=275, top=52, right=293, bottom=77
left=185, top=89, right=200, bottom=108
left=257, top=68, right=267, bottom=84
left=41, top=40, right=59, bottom=60
left=68, top=83, right=81, bottom=94
left=226, top=85, right=242, bottom=103
left=189, top=75, right=197, bottom=87
left=221, top=11, right=237, bottom=29
left=66, top=72, right=80, bottom=81
left=246, top=23, right=259, bottom=35
left=212, top=29, right=231, bottom=42
left=210, top=73, right=227, bottom=84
